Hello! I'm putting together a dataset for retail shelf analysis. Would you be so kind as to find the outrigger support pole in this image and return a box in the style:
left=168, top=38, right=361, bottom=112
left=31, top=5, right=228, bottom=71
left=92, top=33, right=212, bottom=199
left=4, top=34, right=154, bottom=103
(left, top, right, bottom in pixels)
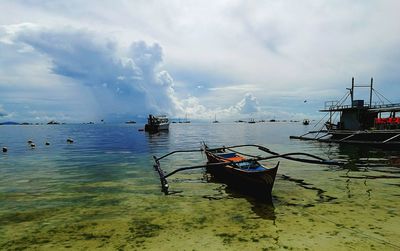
left=153, top=156, right=169, bottom=194
left=254, top=152, right=342, bottom=165
left=208, top=144, right=342, bottom=165
left=255, top=145, right=344, bottom=165
left=153, top=156, right=244, bottom=194
left=224, top=147, right=260, bottom=158
left=155, top=149, right=204, bottom=162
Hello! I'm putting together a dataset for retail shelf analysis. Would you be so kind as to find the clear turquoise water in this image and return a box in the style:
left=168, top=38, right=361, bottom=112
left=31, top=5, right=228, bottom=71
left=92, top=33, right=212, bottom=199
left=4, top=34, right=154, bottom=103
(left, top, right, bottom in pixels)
left=0, top=123, right=399, bottom=250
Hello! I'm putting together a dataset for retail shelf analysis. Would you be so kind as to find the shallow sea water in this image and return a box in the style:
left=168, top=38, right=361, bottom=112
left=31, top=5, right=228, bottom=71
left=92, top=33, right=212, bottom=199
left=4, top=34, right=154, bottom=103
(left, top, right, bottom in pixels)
left=0, top=123, right=399, bottom=250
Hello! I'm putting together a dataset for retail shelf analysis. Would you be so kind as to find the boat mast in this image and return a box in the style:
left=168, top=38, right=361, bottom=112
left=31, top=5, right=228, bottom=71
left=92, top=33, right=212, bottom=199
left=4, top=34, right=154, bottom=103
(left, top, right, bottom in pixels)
left=349, top=77, right=375, bottom=107
left=369, top=77, right=373, bottom=107
left=351, top=77, right=354, bottom=106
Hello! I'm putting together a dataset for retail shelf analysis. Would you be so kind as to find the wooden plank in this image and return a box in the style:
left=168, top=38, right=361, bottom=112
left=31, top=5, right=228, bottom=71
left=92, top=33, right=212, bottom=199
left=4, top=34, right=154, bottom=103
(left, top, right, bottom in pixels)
left=339, top=134, right=356, bottom=142
left=316, top=133, right=330, bottom=139
left=289, top=136, right=318, bottom=141
left=383, top=134, right=400, bottom=143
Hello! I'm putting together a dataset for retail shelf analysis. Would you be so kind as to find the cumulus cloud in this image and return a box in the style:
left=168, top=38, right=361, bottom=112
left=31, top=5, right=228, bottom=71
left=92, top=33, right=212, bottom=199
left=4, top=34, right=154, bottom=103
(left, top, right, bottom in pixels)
left=184, top=93, right=262, bottom=121
left=233, top=93, right=260, bottom=114
left=1, top=0, right=400, bottom=121
left=0, top=25, right=191, bottom=121
left=3, top=24, right=253, bottom=122
left=2, top=25, right=268, bottom=122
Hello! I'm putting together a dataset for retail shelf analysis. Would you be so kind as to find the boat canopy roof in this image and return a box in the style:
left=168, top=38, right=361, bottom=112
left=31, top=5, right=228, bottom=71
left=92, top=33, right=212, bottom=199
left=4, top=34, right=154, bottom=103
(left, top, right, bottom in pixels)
left=320, top=103, right=400, bottom=113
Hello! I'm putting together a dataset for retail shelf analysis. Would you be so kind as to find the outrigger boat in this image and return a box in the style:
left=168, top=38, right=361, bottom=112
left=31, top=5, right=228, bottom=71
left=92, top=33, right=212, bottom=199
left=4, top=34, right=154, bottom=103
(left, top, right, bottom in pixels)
left=153, top=143, right=342, bottom=201
left=291, top=78, right=400, bottom=147
left=203, top=145, right=278, bottom=200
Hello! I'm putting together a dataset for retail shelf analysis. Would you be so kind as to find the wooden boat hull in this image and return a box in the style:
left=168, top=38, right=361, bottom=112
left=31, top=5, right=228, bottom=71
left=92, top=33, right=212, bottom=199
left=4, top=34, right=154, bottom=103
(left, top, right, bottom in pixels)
left=145, top=122, right=170, bottom=132
left=205, top=150, right=278, bottom=201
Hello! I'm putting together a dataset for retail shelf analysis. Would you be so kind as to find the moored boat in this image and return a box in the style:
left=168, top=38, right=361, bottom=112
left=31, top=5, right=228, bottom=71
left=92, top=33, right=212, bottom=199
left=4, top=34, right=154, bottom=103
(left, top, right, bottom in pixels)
left=152, top=144, right=342, bottom=201
left=203, top=145, right=278, bottom=200
left=144, top=114, right=169, bottom=132
left=212, top=114, right=219, bottom=123
left=290, top=78, right=400, bottom=146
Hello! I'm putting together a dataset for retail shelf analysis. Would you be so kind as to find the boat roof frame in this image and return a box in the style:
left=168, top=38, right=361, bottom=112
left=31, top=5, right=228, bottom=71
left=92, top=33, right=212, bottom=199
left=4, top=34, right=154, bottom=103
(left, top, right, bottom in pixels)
left=320, top=103, right=400, bottom=113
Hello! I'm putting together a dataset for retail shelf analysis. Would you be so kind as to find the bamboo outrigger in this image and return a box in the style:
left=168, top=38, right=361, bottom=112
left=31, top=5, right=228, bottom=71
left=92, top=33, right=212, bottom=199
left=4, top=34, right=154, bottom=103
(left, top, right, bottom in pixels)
left=153, top=143, right=342, bottom=201
left=291, top=78, right=400, bottom=147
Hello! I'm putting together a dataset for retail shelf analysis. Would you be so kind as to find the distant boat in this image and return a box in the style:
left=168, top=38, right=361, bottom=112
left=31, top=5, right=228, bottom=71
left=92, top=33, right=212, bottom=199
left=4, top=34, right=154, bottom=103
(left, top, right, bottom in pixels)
left=183, top=114, right=191, bottom=123
left=248, top=118, right=256, bottom=124
left=212, top=114, right=219, bottom=123
left=302, top=119, right=310, bottom=125
left=269, top=119, right=276, bottom=122
left=145, top=114, right=170, bottom=132
left=47, top=120, right=60, bottom=125
left=0, top=121, right=19, bottom=125
left=125, top=120, right=136, bottom=124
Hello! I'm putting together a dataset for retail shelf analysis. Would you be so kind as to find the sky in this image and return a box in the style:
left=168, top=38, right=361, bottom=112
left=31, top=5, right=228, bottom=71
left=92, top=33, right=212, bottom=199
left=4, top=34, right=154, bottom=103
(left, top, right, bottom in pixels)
left=0, top=0, right=399, bottom=122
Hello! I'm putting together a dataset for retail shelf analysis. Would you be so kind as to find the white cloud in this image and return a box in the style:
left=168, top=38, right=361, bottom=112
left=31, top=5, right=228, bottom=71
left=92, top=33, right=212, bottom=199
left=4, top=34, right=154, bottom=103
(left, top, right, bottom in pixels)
left=233, top=93, right=260, bottom=114
left=1, top=1, right=400, bottom=121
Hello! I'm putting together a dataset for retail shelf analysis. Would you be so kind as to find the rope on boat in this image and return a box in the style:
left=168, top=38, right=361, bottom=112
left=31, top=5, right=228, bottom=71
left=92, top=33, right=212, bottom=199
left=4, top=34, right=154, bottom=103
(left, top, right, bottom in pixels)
left=373, top=88, right=392, bottom=104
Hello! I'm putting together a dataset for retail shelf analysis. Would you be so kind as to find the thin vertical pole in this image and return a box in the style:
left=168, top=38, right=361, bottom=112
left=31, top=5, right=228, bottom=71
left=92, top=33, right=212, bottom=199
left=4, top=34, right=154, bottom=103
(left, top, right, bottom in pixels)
left=370, top=77, right=373, bottom=107
left=351, top=77, right=354, bottom=106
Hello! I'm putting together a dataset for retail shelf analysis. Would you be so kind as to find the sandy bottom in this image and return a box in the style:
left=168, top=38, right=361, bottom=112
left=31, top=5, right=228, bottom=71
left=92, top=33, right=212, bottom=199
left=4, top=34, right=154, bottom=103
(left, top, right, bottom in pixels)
left=1, top=158, right=399, bottom=251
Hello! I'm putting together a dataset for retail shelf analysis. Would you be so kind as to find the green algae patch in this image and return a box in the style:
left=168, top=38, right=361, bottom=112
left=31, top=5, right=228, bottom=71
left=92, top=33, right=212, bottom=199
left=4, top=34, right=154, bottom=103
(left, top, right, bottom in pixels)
left=129, top=218, right=163, bottom=239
